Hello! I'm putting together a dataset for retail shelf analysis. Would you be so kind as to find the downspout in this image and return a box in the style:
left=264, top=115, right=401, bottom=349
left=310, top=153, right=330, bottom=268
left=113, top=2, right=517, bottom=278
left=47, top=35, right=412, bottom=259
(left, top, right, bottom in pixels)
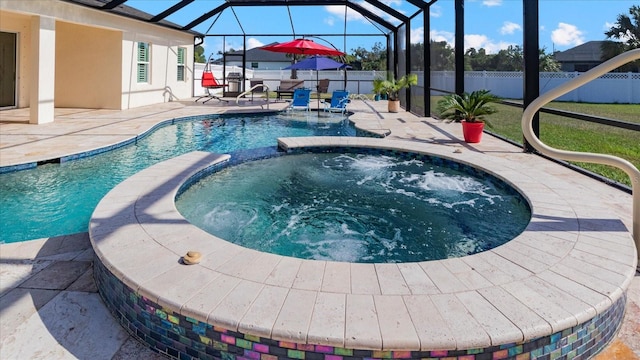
left=193, top=36, right=204, bottom=99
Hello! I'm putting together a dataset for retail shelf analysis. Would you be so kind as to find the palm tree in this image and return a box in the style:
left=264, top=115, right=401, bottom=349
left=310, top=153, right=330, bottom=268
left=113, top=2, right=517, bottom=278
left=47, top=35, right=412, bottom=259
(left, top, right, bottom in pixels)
left=602, top=5, right=640, bottom=72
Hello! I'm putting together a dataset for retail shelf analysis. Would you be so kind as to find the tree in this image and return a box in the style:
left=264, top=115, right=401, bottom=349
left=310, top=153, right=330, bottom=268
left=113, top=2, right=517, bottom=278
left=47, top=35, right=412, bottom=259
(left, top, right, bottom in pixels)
left=409, top=42, right=425, bottom=71
left=430, top=41, right=455, bottom=71
left=493, top=45, right=523, bottom=71
left=463, top=46, right=559, bottom=72
left=605, top=5, right=640, bottom=49
left=350, top=42, right=386, bottom=70
left=194, top=45, right=206, bottom=63
left=539, top=48, right=561, bottom=72
left=602, top=5, right=640, bottom=72
left=465, top=47, right=492, bottom=70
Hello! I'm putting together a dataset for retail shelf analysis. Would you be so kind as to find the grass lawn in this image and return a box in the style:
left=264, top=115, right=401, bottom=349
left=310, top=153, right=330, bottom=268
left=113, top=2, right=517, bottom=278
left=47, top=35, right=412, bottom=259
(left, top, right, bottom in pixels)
left=430, top=97, right=639, bottom=187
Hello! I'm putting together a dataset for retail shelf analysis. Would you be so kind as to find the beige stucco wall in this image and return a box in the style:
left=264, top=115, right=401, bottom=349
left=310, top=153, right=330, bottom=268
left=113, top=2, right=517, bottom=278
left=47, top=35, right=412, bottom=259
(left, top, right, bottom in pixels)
left=0, top=0, right=195, bottom=111
left=55, top=21, right=122, bottom=109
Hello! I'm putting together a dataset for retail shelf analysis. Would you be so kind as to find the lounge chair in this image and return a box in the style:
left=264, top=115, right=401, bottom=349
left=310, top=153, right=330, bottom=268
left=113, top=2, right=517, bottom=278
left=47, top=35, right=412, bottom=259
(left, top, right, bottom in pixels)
left=317, top=78, right=330, bottom=94
left=288, top=88, right=312, bottom=111
left=323, top=90, right=350, bottom=114
left=195, top=59, right=228, bottom=104
left=276, top=79, right=305, bottom=99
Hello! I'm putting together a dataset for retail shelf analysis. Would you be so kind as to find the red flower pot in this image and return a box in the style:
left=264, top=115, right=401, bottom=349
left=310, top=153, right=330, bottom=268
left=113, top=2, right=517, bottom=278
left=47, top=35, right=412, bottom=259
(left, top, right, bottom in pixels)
left=461, top=121, right=484, bottom=143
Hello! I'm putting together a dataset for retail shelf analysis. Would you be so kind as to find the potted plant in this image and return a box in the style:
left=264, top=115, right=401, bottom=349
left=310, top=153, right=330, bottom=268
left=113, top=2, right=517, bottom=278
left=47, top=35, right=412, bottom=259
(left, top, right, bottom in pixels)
left=372, top=77, right=385, bottom=101
left=436, top=89, right=499, bottom=143
left=381, top=73, right=418, bottom=112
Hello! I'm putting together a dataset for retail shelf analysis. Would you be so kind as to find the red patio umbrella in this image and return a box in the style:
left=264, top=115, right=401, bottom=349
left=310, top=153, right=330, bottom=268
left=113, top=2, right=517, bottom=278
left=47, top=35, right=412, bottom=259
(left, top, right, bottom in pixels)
left=261, top=38, right=344, bottom=56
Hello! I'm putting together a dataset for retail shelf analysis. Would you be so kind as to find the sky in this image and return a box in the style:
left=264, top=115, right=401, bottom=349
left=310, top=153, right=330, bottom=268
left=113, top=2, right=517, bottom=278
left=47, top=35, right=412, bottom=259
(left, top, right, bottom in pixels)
left=126, top=0, right=637, bottom=57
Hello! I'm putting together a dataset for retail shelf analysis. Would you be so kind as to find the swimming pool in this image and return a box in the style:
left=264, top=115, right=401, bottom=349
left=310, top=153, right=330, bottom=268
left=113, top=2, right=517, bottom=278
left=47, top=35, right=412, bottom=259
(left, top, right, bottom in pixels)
left=0, top=113, right=356, bottom=243
left=176, top=151, right=531, bottom=263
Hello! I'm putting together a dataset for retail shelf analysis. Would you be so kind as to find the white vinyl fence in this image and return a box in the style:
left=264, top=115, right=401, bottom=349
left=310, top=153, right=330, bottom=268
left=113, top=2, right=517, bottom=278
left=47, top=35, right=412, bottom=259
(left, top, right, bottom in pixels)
left=431, top=71, right=640, bottom=103
left=194, top=64, right=639, bottom=104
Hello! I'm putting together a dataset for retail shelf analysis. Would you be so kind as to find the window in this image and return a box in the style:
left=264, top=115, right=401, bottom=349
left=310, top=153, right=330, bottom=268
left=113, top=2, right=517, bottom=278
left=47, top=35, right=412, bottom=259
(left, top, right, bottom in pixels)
left=177, top=47, right=186, bottom=81
left=137, top=42, right=150, bottom=83
left=251, top=62, right=259, bottom=69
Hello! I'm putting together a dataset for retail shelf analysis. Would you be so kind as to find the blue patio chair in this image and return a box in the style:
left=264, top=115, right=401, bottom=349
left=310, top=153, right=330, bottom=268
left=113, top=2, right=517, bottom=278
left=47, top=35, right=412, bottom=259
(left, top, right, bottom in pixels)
left=323, top=90, right=350, bottom=114
left=289, top=88, right=312, bottom=111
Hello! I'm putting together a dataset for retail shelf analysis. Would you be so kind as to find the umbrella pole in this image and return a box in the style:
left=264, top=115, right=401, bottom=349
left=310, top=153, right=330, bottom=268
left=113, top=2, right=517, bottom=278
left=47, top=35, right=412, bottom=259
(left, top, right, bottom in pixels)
left=316, top=71, right=320, bottom=113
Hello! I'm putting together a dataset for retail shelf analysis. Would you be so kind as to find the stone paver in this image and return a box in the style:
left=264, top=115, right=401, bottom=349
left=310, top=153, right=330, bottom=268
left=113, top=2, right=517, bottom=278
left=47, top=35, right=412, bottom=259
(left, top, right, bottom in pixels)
left=0, top=98, right=638, bottom=359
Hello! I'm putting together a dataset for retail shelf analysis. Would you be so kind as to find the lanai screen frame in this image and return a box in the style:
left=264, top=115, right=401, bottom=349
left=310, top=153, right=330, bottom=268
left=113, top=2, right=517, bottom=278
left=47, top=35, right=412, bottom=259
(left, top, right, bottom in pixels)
left=64, top=0, right=544, bottom=148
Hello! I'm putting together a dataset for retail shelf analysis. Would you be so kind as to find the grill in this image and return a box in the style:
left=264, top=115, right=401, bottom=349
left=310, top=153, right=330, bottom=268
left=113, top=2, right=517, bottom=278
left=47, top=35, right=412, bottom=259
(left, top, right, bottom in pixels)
left=227, top=72, right=242, bottom=92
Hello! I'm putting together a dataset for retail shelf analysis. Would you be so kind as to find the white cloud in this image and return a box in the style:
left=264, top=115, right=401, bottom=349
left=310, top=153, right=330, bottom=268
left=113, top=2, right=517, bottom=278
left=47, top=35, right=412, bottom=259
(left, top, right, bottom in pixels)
left=500, top=21, right=522, bottom=35
left=362, top=1, right=406, bottom=23
left=465, top=34, right=514, bottom=53
left=410, top=27, right=424, bottom=44
left=247, top=38, right=264, bottom=49
left=604, top=21, right=615, bottom=30
left=324, top=5, right=364, bottom=22
left=324, top=17, right=335, bottom=26
left=465, top=34, right=489, bottom=49
left=324, top=1, right=405, bottom=25
left=226, top=42, right=243, bottom=51
left=430, top=30, right=455, bottom=45
left=431, top=30, right=513, bottom=54
left=430, top=5, right=442, bottom=18
left=380, top=0, right=402, bottom=6
left=551, top=23, right=585, bottom=46
left=483, top=0, right=502, bottom=7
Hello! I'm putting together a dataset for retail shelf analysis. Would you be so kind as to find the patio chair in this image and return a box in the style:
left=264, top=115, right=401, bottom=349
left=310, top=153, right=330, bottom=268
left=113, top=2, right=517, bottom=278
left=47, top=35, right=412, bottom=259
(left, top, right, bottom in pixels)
left=317, top=78, right=330, bottom=94
left=276, top=79, right=305, bottom=99
left=195, top=60, right=228, bottom=104
left=322, top=90, right=350, bottom=114
left=288, top=88, right=312, bottom=111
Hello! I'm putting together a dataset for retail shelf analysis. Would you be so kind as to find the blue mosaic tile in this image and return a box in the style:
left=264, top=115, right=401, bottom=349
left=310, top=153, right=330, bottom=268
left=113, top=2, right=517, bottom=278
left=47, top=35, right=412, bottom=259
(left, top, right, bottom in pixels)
left=0, top=162, right=37, bottom=173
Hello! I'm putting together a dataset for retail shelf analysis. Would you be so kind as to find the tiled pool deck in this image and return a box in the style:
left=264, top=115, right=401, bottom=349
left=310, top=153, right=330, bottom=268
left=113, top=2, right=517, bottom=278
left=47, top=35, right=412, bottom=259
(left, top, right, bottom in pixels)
left=0, top=99, right=638, bottom=359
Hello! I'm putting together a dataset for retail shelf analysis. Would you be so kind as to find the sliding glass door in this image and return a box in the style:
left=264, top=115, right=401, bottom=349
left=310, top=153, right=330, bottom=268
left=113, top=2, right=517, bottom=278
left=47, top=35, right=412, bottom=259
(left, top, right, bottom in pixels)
left=0, top=31, right=17, bottom=109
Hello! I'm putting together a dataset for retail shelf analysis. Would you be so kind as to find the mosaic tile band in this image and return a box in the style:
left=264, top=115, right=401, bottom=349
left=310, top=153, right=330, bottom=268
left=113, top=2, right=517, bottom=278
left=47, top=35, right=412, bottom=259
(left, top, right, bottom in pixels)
left=94, top=257, right=626, bottom=360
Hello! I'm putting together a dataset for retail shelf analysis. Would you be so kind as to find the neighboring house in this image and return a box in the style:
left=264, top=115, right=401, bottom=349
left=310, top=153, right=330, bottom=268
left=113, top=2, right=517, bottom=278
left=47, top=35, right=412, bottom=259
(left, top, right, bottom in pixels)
left=553, top=41, right=605, bottom=72
left=0, top=0, right=198, bottom=124
left=218, top=44, right=293, bottom=70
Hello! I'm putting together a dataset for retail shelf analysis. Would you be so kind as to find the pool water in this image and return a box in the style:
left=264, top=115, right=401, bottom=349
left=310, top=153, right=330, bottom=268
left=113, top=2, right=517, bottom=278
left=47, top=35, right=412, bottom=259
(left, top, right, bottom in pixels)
left=0, top=113, right=355, bottom=243
left=176, top=152, right=532, bottom=263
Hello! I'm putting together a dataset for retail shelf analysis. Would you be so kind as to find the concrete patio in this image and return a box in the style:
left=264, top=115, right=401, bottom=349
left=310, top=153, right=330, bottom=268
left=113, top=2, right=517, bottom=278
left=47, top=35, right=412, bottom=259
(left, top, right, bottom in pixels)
left=0, top=98, right=638, bottom=359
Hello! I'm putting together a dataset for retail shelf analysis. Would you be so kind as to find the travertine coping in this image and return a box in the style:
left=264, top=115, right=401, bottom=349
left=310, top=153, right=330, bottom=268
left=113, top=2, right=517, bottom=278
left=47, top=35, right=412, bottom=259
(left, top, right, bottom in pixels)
left=89, top=137, right=637, bottom=351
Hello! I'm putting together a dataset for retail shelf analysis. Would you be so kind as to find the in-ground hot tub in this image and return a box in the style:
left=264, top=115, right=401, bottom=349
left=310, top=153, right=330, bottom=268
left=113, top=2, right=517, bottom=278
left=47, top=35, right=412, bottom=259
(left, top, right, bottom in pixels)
left=175, top=151, right=531, bottom=264
left=90, top=137, right=637, bottom=360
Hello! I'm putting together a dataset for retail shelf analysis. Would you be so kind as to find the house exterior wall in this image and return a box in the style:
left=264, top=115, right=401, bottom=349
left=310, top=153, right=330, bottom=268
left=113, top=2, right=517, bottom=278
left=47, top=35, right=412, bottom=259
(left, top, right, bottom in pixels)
left=224, top=60, right=292, bottom=70
left=121, top=31, right=193, bottom=108
left=55, top=21, right=122, bottom=109
left=0, top=0, right=195, bottom=115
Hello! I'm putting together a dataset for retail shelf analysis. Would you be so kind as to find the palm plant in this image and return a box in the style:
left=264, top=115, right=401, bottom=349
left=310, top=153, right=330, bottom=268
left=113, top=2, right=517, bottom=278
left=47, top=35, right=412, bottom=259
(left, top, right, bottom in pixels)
left=436, top=89, right=499, bottom=123
left=381, top=73, right=418, bottom=101
left=372, top=77, right=386, bottom=99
